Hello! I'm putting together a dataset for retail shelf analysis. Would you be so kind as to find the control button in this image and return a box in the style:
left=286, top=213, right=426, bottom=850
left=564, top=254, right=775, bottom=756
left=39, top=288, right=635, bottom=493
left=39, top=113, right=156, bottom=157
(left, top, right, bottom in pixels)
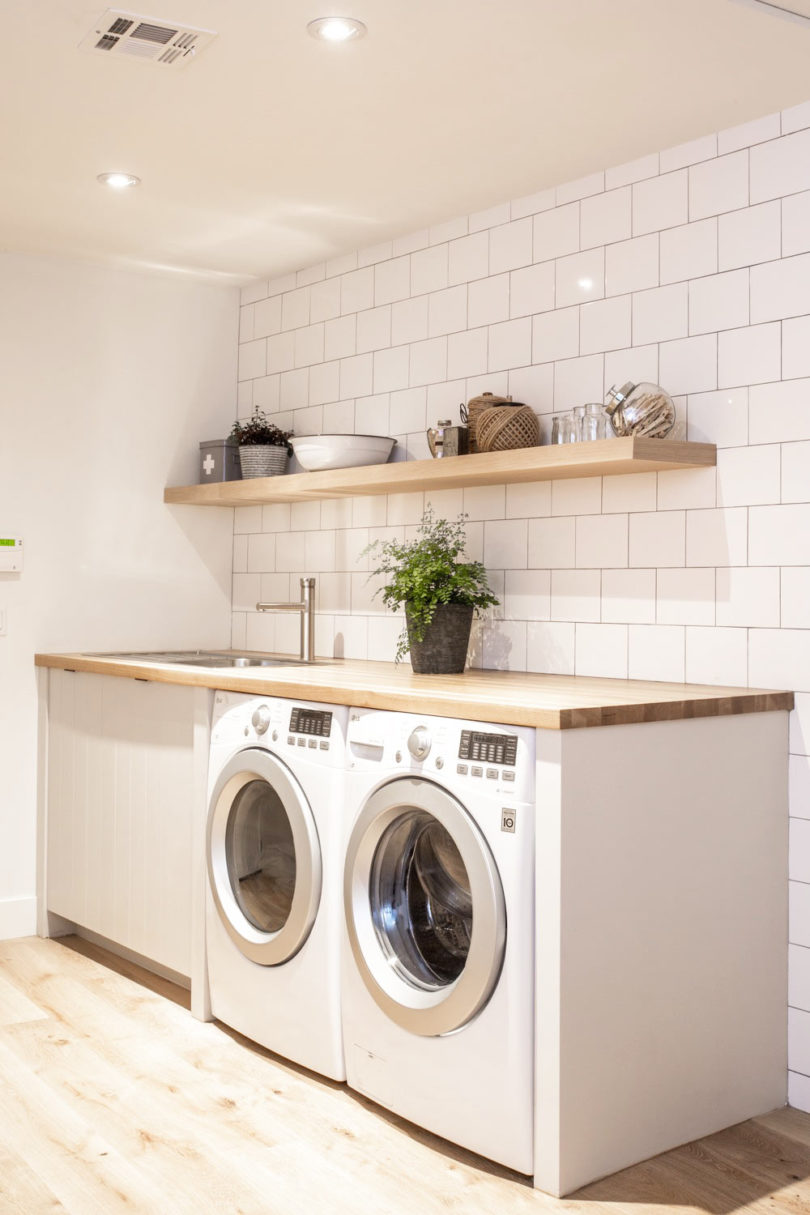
left=308, top=739, right=317, bottom=749
left=297, top=738, right=306, bottom=747
left=503, top=770, right=516, bottom=782
left=486, top=768, right=498, bottom=780
left=407, top=726, right=431, bottom=761
left=319, top=741, right=329, bottom=750
left=435, top=756, right=444, bottom=770
left=395, top=750, right=403, bottom=763
left=287, top=736, right=295, bottom=746
left=471, top=766, right=483, bottom=777
left=456, top=763, right=468, bottom=775
left=271, top=729, right=278, bottom=742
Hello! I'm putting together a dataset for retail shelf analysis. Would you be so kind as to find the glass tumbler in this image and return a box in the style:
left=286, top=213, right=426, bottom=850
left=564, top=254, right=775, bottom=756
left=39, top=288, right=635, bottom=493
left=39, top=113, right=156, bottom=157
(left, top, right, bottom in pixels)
left=581, top=402, right=607, bottom=440
left=550, top=412, right=576, bottom=443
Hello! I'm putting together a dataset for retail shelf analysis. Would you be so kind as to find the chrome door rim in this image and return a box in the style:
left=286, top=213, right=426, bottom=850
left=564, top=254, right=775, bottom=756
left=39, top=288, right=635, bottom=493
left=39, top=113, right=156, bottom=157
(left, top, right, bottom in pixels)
left=207, top=748, right=322, bottom=966
left=344, top=777, right=505, bottom=1036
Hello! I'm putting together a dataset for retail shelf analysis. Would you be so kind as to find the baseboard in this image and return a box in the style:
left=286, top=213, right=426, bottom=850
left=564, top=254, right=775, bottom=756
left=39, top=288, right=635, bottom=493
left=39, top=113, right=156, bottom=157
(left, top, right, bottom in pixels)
left=72, top=925, right=191, bottom=990
left=0, top=896, right=37, bottom=940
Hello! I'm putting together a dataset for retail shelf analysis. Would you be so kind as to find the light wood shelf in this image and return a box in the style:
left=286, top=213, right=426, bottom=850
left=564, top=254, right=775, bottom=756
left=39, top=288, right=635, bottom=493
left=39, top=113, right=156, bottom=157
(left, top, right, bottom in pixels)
left=164, top=436, right=716, bottom=507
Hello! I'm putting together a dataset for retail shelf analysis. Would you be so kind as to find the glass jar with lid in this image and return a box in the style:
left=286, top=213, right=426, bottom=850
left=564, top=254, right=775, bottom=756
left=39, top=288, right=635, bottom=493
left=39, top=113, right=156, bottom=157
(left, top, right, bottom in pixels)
left=605, top=381, right=676, bottom=438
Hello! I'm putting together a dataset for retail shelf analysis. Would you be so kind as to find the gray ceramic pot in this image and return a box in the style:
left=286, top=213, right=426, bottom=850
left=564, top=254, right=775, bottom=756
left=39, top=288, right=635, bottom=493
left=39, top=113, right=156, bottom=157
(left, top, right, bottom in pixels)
left=406, top=603, right=474, bottom=674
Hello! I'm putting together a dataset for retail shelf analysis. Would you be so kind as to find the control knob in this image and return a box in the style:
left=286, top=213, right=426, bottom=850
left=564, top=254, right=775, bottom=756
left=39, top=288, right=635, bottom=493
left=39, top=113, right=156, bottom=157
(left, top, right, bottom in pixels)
left=407, top=726, right=431, bottom=761
left=251, top=705, right=271, bottom=735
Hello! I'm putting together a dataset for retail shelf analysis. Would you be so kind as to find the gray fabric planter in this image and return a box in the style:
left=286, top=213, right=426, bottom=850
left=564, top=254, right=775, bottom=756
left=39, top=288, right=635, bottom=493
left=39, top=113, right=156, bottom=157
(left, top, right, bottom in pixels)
left=406, top=603, right=474, bottom=674
left=238, top=445, right=289, bottom=478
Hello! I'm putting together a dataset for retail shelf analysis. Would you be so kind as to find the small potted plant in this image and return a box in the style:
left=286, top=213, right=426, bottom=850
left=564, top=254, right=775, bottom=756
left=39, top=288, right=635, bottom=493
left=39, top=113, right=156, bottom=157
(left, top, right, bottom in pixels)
left=365, top=508, right=498, bottom=673
left=229, top=407, right=294, bottom=479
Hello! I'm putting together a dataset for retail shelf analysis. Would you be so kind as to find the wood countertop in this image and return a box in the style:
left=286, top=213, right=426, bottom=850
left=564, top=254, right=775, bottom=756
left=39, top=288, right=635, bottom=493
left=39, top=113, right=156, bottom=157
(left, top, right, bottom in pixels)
left=34, top=651, right=793, bottom=730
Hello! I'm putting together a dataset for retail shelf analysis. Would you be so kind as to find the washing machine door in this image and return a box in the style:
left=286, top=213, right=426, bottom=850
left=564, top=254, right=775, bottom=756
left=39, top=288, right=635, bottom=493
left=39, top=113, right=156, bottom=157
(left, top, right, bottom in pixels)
left=207, top=748, right=322, bottom=966
left=344, top=777, right=506, bottom=1036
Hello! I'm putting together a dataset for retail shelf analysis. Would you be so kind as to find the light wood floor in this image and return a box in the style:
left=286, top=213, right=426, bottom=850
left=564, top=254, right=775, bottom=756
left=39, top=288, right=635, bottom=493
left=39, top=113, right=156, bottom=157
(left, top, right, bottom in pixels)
left=0, top=937, right=808, bottom=1215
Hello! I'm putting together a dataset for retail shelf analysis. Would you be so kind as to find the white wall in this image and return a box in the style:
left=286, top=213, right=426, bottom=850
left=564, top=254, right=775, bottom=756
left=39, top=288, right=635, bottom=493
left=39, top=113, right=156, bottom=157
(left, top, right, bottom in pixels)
left=233, top=98, right=810, bottom=1111
left=0, top=253, right=238, bottom=939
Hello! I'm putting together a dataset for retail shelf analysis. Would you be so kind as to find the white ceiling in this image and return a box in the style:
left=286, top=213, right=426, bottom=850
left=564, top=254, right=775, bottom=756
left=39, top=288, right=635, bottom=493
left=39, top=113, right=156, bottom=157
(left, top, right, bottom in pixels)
left=2, top=0, right=810, bottom=284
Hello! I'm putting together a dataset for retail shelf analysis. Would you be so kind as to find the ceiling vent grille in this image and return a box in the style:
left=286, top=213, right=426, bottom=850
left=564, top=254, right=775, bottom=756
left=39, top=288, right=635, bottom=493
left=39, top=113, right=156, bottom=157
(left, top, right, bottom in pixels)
left=79, top=9, right=216, bottom=66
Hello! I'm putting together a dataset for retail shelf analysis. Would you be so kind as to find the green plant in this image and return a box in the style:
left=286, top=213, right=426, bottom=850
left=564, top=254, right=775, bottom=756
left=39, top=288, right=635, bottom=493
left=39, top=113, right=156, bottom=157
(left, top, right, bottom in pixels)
left=365, top=507, right=499, bottom=662
left=229, top=407, right=293, bottom=452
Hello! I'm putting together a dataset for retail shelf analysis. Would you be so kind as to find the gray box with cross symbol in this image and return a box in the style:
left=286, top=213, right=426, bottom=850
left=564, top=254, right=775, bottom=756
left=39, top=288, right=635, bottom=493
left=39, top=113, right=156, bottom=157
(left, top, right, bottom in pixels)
left=199, top=439, right=242, bottom=484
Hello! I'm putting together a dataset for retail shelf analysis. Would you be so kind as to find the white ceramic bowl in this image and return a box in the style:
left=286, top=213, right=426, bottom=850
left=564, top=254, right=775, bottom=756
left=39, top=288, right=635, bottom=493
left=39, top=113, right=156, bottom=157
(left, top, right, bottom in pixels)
left=290, top=433, right=396, bottom=472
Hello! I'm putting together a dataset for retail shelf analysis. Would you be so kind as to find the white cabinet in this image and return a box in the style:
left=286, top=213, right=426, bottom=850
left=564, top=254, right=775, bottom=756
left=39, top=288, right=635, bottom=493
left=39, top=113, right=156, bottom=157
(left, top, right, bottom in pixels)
left=43, top=670, right=203, bottom=978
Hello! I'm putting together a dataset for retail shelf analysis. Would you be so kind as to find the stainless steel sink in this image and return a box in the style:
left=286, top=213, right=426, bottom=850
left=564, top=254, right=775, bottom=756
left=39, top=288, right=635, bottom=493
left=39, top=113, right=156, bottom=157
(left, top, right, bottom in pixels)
left=93, top=651, right=316, bottom=668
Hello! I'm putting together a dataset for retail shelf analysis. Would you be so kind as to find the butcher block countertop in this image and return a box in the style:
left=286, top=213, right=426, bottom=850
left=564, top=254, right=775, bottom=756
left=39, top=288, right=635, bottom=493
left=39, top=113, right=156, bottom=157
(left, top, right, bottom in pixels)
left=35, top=652, right=793, bottom=730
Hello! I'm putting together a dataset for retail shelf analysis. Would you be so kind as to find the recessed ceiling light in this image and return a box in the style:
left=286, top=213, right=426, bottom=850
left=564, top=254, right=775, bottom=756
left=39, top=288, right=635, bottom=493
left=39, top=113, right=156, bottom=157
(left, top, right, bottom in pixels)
left=97, top=172, right=140, bottom=189
left=307, top=16, right=367, bottom=42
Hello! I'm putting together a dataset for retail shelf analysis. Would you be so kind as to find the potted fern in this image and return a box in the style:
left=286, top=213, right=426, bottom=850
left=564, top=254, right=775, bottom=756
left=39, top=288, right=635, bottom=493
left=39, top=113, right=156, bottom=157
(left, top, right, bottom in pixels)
left=365, top=508, right=498, bottom=673
left=229, top=407, right=294, bottom=479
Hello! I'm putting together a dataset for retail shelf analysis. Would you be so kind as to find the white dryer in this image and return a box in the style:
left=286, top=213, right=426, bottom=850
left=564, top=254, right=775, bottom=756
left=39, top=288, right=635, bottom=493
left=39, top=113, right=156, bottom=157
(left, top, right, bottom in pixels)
left=342, top=708, right=535, bottom=1174
left=206, top=691, right=348, bottom=1080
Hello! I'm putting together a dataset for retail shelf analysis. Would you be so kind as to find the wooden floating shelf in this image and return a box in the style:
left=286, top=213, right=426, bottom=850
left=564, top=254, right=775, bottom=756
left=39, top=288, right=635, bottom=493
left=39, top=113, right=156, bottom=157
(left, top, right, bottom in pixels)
left=164, top=437, right=716, bottom=507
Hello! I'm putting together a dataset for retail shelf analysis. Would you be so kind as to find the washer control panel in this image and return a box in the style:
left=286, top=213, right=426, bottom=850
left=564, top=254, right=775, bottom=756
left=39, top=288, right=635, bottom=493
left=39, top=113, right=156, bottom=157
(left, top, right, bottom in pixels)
left=289, top=706, right=332, bottom=738
left=458, top=729, right=518, bottom=767
left=287, top=705, right=332, bottom=751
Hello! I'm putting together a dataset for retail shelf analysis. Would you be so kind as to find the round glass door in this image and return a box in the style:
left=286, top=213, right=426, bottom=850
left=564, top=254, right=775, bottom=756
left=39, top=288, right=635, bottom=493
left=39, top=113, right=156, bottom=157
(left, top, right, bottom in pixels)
left=208, top=749, right=322, bottom=966
left=344, top=777, right=505, bottom=1036
left=226, top=778, right=296, bottom=934
left=371, top=811, right=472, bottom=989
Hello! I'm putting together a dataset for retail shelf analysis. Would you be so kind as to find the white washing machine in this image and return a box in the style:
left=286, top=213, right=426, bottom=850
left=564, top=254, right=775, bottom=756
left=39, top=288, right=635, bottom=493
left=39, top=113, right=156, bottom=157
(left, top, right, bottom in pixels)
left=342, top=708, right=535, bottom=1174
left=205, top=691, right=348, bottom=1080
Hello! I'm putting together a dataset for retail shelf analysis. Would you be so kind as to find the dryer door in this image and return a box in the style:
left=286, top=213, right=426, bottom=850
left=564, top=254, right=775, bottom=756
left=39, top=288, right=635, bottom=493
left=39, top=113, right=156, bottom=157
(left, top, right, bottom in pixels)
left=207, top=749, right=322, bottom=966
left=344, top=777, right=505, bottom=1036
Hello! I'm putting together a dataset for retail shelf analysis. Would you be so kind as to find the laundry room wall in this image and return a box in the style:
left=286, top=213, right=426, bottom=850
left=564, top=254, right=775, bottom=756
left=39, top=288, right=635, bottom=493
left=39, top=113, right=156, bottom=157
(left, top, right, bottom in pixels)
left=0, top=252, right=238, bottom=941
left=232, top=96, right=810, bottom=1112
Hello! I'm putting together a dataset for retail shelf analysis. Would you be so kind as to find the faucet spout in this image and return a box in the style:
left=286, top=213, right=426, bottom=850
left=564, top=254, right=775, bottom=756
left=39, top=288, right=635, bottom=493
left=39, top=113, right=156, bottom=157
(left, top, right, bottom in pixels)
left=256, top=577, right=316, bottom=662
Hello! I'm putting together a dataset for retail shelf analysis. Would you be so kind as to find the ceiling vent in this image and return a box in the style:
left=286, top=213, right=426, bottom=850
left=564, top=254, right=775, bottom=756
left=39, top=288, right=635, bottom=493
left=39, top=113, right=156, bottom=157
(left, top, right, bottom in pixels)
left=79, top=9, right=217, bottom=66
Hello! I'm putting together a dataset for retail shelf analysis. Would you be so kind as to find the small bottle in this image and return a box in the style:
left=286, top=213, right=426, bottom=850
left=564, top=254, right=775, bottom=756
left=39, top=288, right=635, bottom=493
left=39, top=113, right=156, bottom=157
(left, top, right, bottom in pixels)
left=550, top=412, right=576, bottom=443
left=571, top=404, right=587, bottom=442
left=581, top=402, right=607, bottom=441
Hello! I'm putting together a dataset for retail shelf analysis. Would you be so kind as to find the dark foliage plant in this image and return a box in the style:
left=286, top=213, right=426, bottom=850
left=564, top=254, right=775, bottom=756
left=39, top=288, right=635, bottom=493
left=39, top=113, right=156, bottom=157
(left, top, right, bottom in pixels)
left=365, top=507, right=499, bottom=662
left=229, top=407, right=293, bottom=452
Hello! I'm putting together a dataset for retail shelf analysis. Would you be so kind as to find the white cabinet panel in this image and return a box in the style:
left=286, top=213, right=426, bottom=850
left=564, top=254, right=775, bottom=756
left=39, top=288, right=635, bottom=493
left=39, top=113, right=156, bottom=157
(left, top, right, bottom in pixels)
left=46, top=671, right=198, bottom=978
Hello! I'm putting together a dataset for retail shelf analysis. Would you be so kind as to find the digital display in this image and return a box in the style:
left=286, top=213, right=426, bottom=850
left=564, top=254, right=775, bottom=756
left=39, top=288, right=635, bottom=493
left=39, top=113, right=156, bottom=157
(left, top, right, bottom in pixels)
left=289, top=707, right=332, bottom=738
left=0, top=539, right=16, bottom=547
left=459, top=729, right=518, bottom=767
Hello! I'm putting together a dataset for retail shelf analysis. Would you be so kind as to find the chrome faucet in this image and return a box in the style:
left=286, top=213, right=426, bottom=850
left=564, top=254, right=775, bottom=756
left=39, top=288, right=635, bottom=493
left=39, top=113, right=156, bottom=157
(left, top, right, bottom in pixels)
left=256, top=577, right=316, bottom=663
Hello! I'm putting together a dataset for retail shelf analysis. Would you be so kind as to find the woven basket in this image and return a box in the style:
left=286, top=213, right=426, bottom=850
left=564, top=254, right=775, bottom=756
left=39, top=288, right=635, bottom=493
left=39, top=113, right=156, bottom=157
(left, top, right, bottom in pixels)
left=461, top=392, right=513, bottom=453
left=476, top=405, right=540, bottom=452
left=238, top=445, right=289, bottom=478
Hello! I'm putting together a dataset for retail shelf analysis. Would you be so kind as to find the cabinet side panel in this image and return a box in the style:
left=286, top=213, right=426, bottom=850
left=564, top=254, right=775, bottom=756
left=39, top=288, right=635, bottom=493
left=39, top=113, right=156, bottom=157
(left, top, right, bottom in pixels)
left=556, top=712, right=788, bottom=1195
left=534, top=729, right=564, bottom=1196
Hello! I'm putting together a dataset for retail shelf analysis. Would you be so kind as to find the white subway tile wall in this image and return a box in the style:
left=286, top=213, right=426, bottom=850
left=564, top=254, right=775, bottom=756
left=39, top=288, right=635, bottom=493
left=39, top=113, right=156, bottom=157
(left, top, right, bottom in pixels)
left=236, top=102, right=810, bottom=1107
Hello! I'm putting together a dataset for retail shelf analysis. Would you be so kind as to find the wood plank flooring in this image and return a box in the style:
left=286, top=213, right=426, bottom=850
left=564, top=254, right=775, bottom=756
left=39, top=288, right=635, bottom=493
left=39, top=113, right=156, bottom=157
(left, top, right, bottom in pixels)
left=0, top=935, right=808, bottom=1215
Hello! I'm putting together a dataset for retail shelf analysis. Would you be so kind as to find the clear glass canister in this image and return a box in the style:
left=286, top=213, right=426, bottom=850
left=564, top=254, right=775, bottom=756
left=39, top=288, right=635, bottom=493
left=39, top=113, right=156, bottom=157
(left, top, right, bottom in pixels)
left=605, top=381, right=676, bottom=438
